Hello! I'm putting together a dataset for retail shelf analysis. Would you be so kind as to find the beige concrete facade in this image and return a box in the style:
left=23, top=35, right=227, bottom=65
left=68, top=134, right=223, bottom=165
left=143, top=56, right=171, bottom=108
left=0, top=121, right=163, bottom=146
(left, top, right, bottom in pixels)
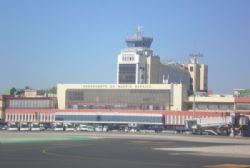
left=188, top=95, right=234, bottom=103
left=117, top=48, right=191, bottom=89
left=146, top=56, right=160, bottom=84
left=199, top=64, right=208, bottom=91
left=187, top=95, right=235, bottom=112
left=24, top=90, right=38, bottom=97
left=57, top=83, right=187, bottom=111
left=146, top=56, right=190, bottom=88
left=170, top=84, right=188, bottom=111
left=188, top=63, right=208, bottom=92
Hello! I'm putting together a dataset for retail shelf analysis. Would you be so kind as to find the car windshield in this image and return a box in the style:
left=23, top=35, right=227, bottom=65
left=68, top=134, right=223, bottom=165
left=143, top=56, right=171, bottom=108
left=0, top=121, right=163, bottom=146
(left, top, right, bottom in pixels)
left=10, top=125, right=17, bottom=128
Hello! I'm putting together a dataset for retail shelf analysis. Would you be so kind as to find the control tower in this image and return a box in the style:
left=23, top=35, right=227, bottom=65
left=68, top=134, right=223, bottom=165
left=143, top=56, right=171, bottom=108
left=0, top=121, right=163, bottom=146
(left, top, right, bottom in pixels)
left=125, top=26, right=153, bottom=49
left=117, top=27, right=191, bottom=88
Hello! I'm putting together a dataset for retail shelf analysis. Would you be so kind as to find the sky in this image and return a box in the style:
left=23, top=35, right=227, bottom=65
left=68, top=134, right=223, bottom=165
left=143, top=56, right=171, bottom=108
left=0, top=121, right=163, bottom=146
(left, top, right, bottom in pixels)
left=0, top=0, right=249, bottom=94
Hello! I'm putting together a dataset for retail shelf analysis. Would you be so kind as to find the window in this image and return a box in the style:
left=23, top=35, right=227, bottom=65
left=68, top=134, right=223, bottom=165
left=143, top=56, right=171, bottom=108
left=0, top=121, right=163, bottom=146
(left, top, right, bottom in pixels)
left=190, top=67, right=193, bottom=72
left=55, top=114, right=163, bottom=124
left=119, top=64, right=136, bottom=84
left=65, top=89, right=169, bottom=110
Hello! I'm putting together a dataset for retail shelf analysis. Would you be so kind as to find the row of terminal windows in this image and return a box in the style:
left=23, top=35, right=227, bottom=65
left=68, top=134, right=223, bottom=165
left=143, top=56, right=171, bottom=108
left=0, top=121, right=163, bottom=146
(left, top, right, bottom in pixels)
left=122, top=56, right=134, bottom=62
left=165, top=115, right=188, bottom=125
left=66, top=90, right=169, bottom=105
left=6, top=113, right=54, bottom=121
left=236, top=104, right=250, bottom=110
left=55, top=115, right=163, bottom=124
left=67, top=104, right=166, bottom=110
left=119, top=64, right=136, bottom=84
left=8, top=100, right=54, bottom=108
left=192, top=103, right=234, bottom=111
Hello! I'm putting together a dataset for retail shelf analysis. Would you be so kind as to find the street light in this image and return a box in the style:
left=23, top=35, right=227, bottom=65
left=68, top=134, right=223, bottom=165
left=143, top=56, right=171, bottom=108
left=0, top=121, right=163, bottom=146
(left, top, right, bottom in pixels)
left=192, top=92, right=196, bottom=118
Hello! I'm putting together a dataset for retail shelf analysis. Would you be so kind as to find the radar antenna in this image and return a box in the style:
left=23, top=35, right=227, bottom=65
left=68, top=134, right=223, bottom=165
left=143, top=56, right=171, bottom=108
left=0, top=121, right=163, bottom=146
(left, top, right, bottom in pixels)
left=189, top=53, right=203, bottom=64
left=135, top=26, right=143, bottom=37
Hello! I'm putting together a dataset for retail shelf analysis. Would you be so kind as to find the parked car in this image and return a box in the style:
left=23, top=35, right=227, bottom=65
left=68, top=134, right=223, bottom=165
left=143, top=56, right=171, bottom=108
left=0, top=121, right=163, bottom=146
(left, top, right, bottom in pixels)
left=53, top=123, right=64, bottom=131
left=19, top=122, right=29, bottom=131
left=87, top=126, right=95, bottom=132
left=64, top=123, right=75, bottom=131
left=7, top=122, right=18, bottom=131
left=77, top=124, right=88, bottom=131
left=102, top=125, right=109, bottom=132
left=0, top=122, right=7, bottom=130
left=129, top=128, right=138, bottom=133
left=30, top=123, right=41, bottom=131
left=95, top=125, right=103, bottom=132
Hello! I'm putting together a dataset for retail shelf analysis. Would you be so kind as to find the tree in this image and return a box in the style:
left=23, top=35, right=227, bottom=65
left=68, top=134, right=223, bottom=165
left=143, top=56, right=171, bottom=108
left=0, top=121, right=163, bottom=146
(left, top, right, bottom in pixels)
left=10, top=87, right=17, bottom=96
left=48, top=86, right=57, bottom=94
left=25, top=86, right=31, bottom=90
left=16, top=89, right=24, bottom=96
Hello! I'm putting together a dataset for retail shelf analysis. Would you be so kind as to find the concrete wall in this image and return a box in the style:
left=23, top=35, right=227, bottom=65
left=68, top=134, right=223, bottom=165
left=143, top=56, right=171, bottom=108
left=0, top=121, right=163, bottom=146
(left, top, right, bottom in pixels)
left=199, top=64, right=208, bottom=91
left=187, top=95, right=234, bottom=103
left=187, top=63, right=208, bottom=92
left=146, top=56, right=161, bottom=84
left=170, top=84, right=188, bottom=111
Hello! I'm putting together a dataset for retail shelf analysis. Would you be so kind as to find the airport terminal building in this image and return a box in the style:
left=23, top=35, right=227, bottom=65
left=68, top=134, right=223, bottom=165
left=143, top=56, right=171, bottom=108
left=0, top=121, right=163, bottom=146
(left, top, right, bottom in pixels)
left=57, top=83, right=187, bottom=111
left=2, top=29, right=250, bottom=129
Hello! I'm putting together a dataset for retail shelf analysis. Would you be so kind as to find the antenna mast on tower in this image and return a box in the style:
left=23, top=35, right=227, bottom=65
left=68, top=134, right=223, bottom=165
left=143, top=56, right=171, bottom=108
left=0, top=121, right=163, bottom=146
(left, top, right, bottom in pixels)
left=189, top=53, right=203, bottom=64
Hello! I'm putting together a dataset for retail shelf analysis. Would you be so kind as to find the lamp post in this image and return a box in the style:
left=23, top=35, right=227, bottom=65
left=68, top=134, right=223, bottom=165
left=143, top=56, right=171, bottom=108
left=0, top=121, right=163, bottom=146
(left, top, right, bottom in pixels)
left=192, top=92, right=196, bottom=118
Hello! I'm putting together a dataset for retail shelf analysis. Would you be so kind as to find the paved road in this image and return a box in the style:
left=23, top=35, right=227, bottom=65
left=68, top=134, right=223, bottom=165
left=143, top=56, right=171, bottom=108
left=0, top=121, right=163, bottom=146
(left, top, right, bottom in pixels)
left=1, top=132, right=250, bottom=168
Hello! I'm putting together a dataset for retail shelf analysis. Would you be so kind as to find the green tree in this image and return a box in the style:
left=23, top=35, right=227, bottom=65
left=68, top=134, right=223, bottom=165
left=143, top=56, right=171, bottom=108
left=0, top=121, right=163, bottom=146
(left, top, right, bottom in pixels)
left=49, top=86, right=57, bottom=94
left=25, top=86, right=31, bottom=90
left=16, top=89, right=24, bottom=96
left=10, top=87, right=17, bottom=96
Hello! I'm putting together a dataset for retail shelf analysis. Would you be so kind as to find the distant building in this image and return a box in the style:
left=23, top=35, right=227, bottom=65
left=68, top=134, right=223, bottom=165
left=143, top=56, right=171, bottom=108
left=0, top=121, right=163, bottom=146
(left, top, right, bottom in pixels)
left=117, top=28, right=207, bottom=93
left=4, top=96, right=57, bottom=109
left=187, top=94, right=235, bottom=112
left=3, top=28, right=250, bottom=128
left=232, top=89, right=250, bottom=112
left=234, top=89, right=250, bottom=97
left=187, top=54, right=208, bottom=92
left=3, top=95, right=57, bottom=122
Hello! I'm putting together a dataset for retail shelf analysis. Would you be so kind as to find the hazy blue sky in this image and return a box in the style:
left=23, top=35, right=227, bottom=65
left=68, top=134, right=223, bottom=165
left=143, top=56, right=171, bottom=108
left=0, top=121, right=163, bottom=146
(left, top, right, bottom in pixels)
left=0, top=0, right=249, bottom=94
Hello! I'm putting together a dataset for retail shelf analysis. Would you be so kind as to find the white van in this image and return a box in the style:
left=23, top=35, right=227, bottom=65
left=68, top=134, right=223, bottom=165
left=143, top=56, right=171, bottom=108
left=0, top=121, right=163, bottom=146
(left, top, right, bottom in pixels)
left=30, top=123, right=41, bottom=131
left=7, top=122, right=18, bottom=131
left=64, top=123, right=75, bottom=131
left=19, top=122, right=29, bottom=131
left=95, top=125, right=103, bottom=132
left=53, top=123, right=64, bottom=131
left=77, top=124, right=88, bottom=131
left=87, top=126, right=95, bottom=132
